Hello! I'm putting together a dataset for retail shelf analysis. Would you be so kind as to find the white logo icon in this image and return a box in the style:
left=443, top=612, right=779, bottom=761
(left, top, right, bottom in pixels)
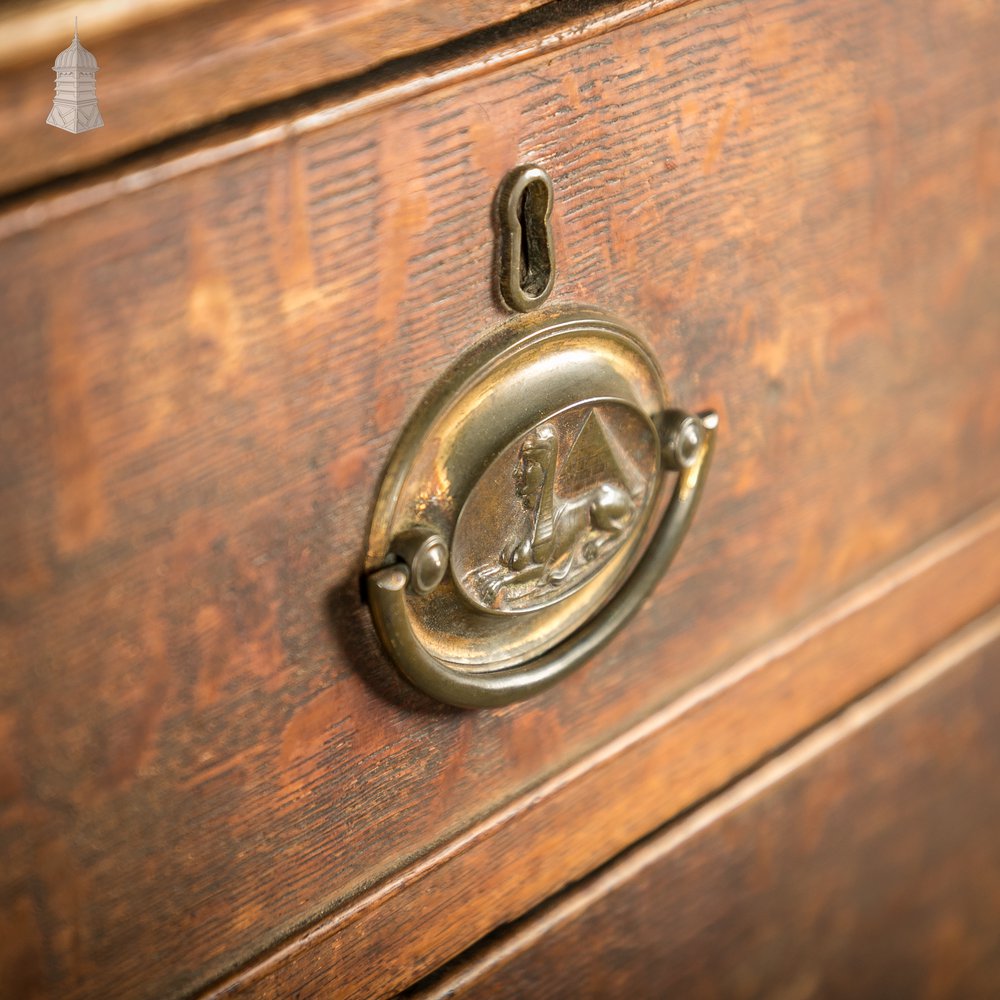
left=47, top=18, right=104, bottom=134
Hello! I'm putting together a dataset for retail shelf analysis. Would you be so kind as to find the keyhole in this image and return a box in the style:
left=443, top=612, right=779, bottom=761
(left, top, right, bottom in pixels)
left=517, top=180, right=551, bottom=298
left=498, top=165, right=555, bottom=312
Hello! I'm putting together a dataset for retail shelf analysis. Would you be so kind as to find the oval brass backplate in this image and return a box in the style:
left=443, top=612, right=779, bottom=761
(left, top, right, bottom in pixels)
left=365, top=306, right=717, bottom=707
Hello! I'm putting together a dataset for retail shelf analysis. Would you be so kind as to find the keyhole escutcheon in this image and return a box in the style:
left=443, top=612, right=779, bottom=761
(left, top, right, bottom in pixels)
left=497, top=165, right=555, bottom=312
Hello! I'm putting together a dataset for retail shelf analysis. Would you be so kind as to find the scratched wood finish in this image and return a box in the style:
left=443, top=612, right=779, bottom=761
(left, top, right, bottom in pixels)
left=414, top=613, right=1000, bottom=1000
left=1, top=0, right=999, bottom=997
left=0, top=0, right=550, bottom=195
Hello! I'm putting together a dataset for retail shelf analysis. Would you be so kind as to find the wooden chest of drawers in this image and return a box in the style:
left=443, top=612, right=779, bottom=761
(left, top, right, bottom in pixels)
left=1, top=1, right=998, bottom=997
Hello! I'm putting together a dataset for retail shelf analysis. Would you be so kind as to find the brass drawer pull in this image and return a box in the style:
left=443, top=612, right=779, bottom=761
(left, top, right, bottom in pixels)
left=363, top=166, right=716, bottom=708
left=364, top=308, right=717, bottom=708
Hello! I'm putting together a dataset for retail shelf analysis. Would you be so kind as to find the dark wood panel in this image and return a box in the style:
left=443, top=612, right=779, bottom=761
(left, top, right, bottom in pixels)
left=1, top=0, right=999, bottom=996
left=415, top=611, right=1000, bottom=1000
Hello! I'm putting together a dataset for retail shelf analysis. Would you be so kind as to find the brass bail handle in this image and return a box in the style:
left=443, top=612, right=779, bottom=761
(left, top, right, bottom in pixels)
left=367, top=409, right=717, bottom=708
left=363, top=165, right=718, bottom=708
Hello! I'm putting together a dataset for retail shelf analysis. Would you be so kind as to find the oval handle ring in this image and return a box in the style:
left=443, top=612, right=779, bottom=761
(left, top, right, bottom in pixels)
left=367, top=410, right=717, bottom=708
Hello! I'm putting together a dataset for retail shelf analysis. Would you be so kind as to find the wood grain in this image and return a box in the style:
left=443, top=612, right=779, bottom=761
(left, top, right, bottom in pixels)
left=1, top=0, right=999, bottom=996
left=207, top=503, right=1000, bottom=1000
left=412, top=609, right=1000, bottom=999
left=0, top=0, right=554, bottom=195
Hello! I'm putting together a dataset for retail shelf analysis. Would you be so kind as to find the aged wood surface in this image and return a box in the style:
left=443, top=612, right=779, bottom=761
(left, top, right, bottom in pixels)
left=1, top=0, right=999, bottom=996
left=207, top=503, right=1000, bottom=1000
left=0, top=0, right=555, bottom=195
left=413, top=610, right=1000, bottom=1000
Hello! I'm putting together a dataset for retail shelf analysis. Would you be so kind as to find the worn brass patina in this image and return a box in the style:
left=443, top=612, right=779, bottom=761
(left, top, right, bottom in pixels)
left=497, top=165, right=555, bottom=312
left=364, top=306, right=718, bottom=707
left=452, top=400, right=658, bottom=614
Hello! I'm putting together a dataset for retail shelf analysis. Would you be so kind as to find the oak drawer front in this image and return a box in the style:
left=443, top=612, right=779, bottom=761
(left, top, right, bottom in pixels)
left=2, top=0, right=999, bottom=997
left=0, top=0, right=553, bottom=196
left=414, top=612, right=1000, bottom=1000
